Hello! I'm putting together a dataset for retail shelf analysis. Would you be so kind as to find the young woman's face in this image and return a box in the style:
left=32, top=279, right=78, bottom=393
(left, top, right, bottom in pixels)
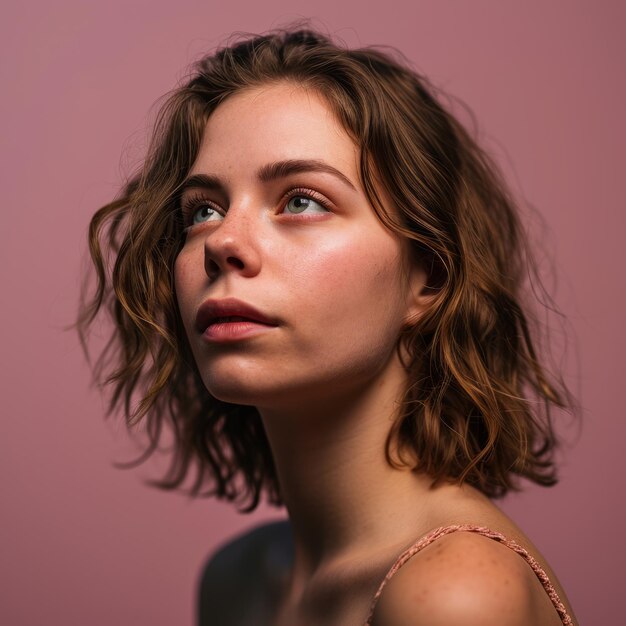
left=174, top=82, right=426, bottom=409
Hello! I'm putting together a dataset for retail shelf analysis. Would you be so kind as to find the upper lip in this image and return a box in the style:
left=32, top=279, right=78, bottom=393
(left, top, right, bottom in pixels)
left=195, top=297, right=279, bottom=332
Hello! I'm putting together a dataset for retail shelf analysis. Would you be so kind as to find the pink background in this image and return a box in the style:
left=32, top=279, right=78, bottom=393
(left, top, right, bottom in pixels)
left=2, top=1, right=623, bottom=624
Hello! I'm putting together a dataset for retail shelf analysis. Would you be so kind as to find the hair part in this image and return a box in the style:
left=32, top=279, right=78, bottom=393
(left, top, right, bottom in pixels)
left=77, top=24, right=577, bottom=511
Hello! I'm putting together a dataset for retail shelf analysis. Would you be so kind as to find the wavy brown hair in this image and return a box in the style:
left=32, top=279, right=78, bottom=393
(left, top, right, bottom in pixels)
left=77, top=25, right=576, bottom=512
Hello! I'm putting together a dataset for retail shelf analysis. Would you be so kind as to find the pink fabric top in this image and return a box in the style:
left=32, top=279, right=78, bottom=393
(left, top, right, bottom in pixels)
left=363, top=524, right=574, bottom=625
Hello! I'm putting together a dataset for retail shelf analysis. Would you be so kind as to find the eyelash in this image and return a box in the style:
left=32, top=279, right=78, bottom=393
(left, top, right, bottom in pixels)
left=180, top=187, right=333, bottom=229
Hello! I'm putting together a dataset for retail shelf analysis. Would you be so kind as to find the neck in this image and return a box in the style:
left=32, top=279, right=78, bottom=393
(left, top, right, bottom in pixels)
left=257, top=350, right=450, bottom=582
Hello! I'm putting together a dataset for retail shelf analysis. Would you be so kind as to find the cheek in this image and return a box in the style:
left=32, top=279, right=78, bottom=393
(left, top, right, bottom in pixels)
left=297, top=233, right=407, bottom=335
left=173, top=250, right=198, bottom=329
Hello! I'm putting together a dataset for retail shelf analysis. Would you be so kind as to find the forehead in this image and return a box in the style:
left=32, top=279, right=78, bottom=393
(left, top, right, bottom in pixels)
left=190, top=82, right=359, bottom=179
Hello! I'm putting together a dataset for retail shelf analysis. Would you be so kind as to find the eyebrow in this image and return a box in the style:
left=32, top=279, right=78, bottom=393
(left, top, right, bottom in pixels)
left=179, top=158, right=357, bottom=197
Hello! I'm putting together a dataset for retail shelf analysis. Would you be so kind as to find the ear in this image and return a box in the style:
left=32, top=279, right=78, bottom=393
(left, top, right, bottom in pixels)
left=401, top=259, right=440, bottom=328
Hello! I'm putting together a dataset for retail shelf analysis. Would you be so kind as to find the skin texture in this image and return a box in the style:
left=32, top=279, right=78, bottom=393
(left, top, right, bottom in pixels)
left=176, top=82, right=577, bottom=625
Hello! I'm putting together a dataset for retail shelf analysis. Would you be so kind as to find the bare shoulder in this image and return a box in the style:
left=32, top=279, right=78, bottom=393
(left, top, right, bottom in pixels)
left=199, top=518, right=291, bottom=576
left=197, top=519, right=293, bottom=625
left=371, top=530, right=562, bottom=626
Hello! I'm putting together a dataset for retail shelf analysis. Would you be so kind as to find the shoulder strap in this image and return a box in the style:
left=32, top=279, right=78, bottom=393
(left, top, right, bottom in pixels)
left=363, top=524, right=573, bottom=626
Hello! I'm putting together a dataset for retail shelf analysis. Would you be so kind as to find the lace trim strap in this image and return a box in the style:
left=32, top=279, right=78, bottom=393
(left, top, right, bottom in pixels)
left=363, top=524, right=573, bottom=626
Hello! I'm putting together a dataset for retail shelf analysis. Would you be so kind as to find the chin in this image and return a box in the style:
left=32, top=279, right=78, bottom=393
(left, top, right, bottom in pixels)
left=201, top=373, right=282, bottom=407
left=203, top=381, right=260, bottom=406
left=202, top=373, right=320, bottom=413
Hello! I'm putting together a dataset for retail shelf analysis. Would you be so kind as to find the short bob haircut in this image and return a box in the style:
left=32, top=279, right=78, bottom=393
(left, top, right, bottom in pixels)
left=78, top=26, right=576, bottom=512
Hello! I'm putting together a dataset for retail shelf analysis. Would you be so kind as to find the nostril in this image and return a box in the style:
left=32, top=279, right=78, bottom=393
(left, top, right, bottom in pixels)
left=226, top=256, right=245, bottom=270
left=205, top=257, right=221, bottom=279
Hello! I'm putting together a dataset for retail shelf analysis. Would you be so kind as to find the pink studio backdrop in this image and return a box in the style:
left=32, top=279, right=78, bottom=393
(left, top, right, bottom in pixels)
left=2, top=1, right=622, bottom=624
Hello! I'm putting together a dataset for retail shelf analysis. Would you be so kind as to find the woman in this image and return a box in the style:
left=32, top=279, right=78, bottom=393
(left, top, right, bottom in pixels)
left=78, top=26, right=579, bottom=625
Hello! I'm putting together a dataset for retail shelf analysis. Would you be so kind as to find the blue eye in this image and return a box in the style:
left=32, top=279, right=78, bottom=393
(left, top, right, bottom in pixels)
left=191, top=204, right=221, bottom=224
left=181, top=193, right=223, bottom=228
left=283, top=193, right=331, bottom=215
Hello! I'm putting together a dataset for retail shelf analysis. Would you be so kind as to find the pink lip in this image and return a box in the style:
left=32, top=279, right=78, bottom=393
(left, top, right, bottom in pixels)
left=203, top=319, right=278, bottom=342
left=195, top=297, right=279, bottom=336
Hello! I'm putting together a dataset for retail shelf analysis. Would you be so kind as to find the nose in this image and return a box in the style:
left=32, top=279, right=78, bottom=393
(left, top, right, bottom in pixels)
left=202, top=207, right=262, bottom=282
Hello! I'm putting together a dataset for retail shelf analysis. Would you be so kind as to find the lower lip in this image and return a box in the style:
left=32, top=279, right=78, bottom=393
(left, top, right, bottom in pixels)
left=202, top=320, right=278, bottom=342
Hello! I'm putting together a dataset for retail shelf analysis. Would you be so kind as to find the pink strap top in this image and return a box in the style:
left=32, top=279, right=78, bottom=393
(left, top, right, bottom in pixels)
left=363, top=524, right=574, bottom=626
